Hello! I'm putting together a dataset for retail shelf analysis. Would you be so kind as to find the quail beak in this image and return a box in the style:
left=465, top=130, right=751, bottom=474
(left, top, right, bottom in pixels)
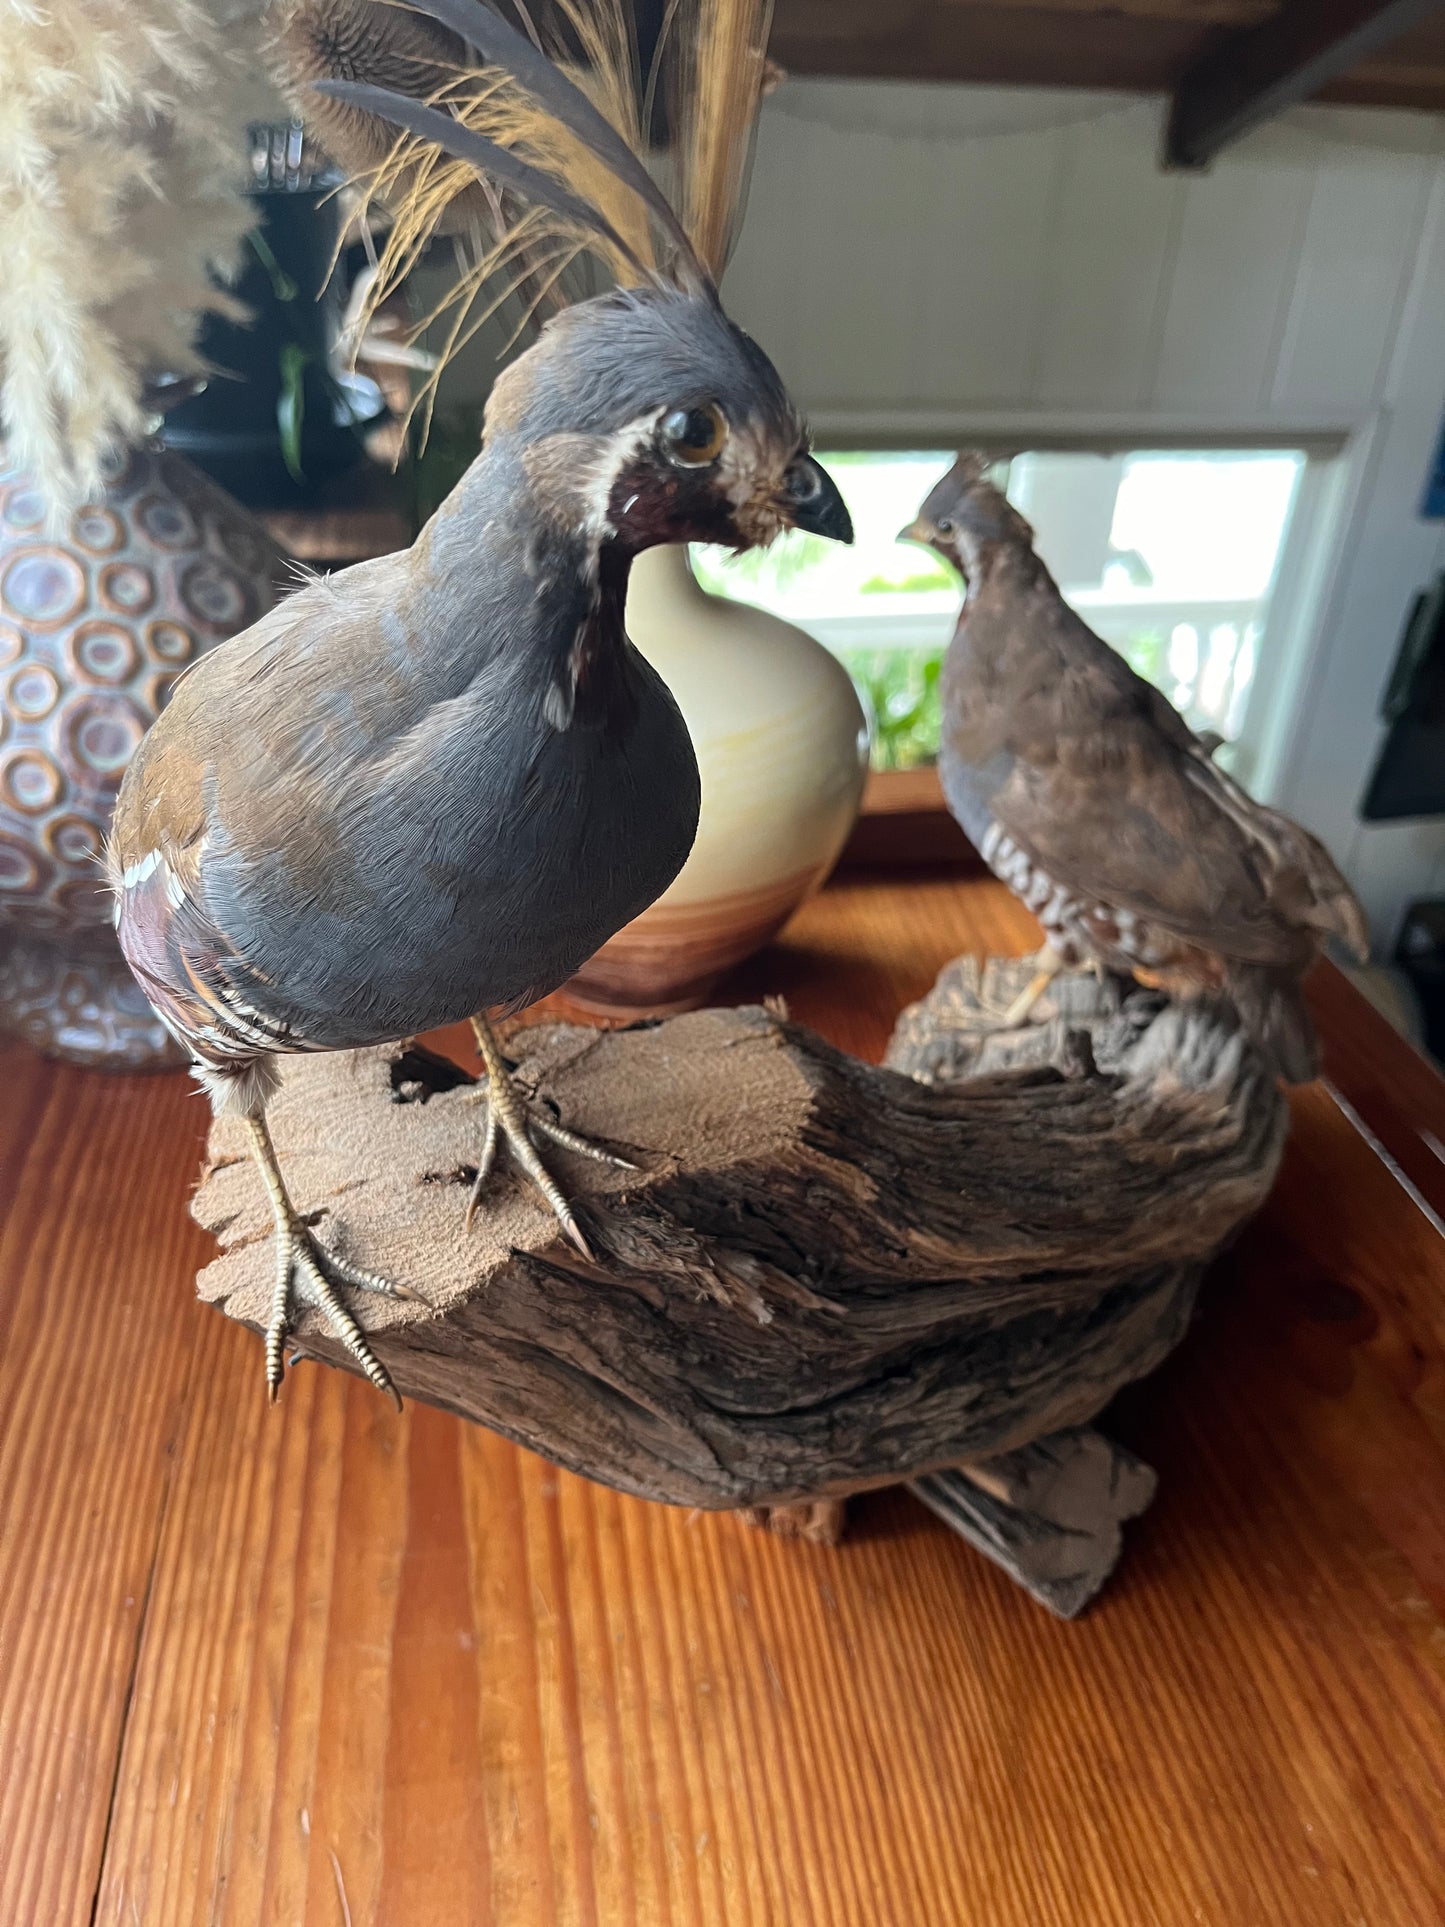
left=898, top=518, right=933, bottom=547
left=784, top=456, right=854, bottom=543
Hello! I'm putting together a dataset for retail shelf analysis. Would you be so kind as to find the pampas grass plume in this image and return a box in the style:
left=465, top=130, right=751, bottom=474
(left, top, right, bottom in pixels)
left=0, top=0, right=278, bottom=512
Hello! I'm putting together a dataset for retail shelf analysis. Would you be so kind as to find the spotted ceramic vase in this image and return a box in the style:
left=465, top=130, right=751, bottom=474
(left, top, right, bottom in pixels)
left=565, top=544, right=870, bottom=1017
left=0, top=446, right=287, bottom=1067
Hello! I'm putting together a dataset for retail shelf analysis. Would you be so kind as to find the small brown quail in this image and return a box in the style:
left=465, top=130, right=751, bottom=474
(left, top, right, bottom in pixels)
left=904, top=454, right=1366, bottom=1078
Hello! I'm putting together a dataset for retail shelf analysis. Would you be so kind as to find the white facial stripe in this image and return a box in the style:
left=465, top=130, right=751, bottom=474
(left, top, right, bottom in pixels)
left=580, top=411, right=797, bottom=548
left=579, top=413, right=664, bottom=541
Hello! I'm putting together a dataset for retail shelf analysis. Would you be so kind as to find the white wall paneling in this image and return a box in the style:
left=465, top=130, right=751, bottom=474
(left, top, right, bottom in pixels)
left=724, top=84, right=1444, bottom=431
left=718, top=82, right=1445, bottom=951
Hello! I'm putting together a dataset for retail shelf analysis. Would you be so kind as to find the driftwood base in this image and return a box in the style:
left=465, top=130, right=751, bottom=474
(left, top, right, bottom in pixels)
left=742, top=1422, right=1157, bottom=1616
left=911, top=1428, right=1159, bottom=1618
left=192, top=957, right=1288, bottom=1611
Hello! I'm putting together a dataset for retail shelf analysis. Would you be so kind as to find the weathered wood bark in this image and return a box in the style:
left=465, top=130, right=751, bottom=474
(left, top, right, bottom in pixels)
left=193, top=961, right=1288, bottom=1584
left=910, top=1430, right=1159, bottom=1619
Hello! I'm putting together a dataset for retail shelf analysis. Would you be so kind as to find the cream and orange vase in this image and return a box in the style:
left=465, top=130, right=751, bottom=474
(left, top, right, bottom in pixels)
left=565, top=543, right=869, bottom=1016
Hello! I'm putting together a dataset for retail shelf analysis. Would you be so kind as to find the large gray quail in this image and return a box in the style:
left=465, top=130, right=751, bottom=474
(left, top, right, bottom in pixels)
left=109, top=2, right=853, bottom=1406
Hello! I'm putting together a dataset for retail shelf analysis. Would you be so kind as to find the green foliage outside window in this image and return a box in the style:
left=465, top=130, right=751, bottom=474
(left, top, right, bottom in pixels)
left=838, top=645, right=945, bottom=771
left=835, top=626, right=1176, bottom=772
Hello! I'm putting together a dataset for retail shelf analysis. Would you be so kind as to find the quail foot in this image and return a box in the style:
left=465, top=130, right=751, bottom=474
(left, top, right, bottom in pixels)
left=464, top=1013, right=636, bottom=1260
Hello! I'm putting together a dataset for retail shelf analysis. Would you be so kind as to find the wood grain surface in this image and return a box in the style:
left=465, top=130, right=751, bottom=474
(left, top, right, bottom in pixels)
left=2, top=869, right=1444, bottom=1926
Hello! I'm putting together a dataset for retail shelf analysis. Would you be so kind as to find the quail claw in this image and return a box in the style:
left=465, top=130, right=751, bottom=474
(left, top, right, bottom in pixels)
left=533, top=1113, right=636, bottom=1170
left=263, top=1213, right=406, bottom=1409
left=464, top=1083, right=606, bottom=1260
left=244, top=1113, right=411, bottom=1409
left=321, top=1240, right=428, bottom=1305
left=463, top=1099, right=501, bottom=1232
left=554, top=1203, right=595, bottom=1264
left=466, top=1013, right=624, bottom=1259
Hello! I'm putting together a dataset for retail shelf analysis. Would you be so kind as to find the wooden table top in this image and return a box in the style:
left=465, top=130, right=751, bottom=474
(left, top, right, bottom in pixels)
left=3, top=869, right=1444, bottom=1927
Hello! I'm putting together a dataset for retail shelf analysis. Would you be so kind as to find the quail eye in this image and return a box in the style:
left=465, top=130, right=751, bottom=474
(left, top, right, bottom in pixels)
left=659, top=402, right=727, bottom=467
left=936, top=516, right=955, bottom=535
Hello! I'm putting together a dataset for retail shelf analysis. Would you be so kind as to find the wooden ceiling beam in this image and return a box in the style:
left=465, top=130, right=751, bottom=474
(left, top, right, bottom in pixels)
left=905, top=0, right=1268, bottom=15
left=769, top=5, right=1216, bottom=90
left=1166, top=0, right=1445, bottom=166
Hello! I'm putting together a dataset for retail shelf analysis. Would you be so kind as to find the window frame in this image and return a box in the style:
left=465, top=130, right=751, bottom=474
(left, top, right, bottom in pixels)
left=707, top=416, right=1354, bottom=803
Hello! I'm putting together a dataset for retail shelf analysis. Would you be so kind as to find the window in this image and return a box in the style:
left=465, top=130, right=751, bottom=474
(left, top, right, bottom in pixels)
left=692, top=448, right=1310, bottom=771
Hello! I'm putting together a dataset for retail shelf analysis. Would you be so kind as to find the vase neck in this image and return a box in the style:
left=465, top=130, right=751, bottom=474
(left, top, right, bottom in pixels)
left=626, top=543, right=708, bottom=628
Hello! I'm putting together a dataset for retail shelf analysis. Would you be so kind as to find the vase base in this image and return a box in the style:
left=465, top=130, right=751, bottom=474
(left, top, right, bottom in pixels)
left=561, top=871, right=821, bottom=1021
left=0, top=935, right=184, bottom=1070
left=554, top=974, right=724, bottom=1022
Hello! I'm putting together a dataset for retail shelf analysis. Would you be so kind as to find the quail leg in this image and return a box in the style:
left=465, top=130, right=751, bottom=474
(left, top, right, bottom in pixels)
left=467, top=1014, right=634, bottom=1261
left=243, top=1112, right=416, bottom=1410
left=999, top=945, right=1065, bottom=1029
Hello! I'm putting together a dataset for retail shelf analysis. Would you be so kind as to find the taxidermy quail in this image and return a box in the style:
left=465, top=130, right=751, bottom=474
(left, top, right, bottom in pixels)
left=110, top=0, right=852, bottom=1407
left=903, top=454, right=1366, bottom=1080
